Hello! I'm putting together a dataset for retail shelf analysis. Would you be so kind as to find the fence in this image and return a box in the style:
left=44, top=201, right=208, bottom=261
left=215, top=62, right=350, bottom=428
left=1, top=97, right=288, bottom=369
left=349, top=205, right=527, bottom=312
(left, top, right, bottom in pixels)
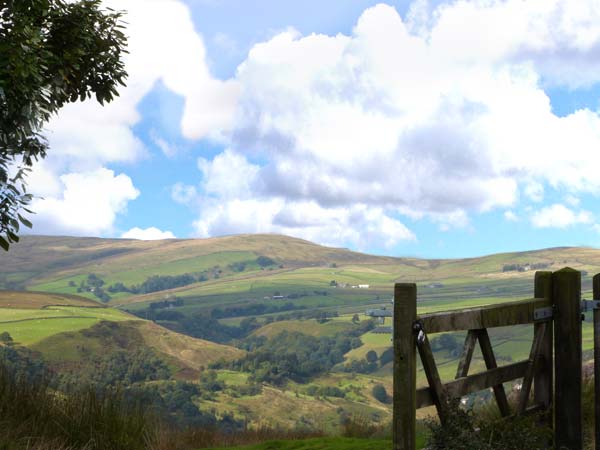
left=380, top=268, right=600, bottom=450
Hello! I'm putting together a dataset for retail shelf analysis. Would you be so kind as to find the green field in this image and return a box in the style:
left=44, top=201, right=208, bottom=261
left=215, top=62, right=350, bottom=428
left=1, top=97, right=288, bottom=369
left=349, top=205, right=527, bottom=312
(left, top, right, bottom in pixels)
left=0, top=306, right=135, bottom=345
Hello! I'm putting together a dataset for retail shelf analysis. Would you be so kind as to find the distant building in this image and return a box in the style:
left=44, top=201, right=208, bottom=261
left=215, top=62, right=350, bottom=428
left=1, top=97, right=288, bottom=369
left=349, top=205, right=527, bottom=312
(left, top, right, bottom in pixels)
left=272, top=295, right=284, bottom=300
left=358, top=284, right=370, bottom=289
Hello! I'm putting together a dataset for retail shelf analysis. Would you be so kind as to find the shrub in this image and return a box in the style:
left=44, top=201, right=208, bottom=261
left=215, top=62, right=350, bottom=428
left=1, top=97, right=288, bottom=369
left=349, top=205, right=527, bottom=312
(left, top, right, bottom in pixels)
left=425, top=400, right=552, bottom=450
left=372, top=384, right=388, bottom=403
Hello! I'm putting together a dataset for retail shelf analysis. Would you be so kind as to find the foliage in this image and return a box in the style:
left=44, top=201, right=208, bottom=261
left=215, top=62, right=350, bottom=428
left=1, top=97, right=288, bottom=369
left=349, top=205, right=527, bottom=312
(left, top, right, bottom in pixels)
left=430, top=333, right=462, bottom=357
left=229, top=261, right=247, bottom=272
left=305, top=384, right=345, bottom=399
left=371, top=384, right=388, bottom=403
left=223, top=322, right=374, bottom=385
left=425, top=401, right=552, bottom=450
left=0, top=362, right=153, bottom=450
left=211, top=302, right=306, bottom=319
left=0, top=0, right=128, bottom=250
left=256, top=256, right=276, bottom=267
left=365, top=350, right=378, bottom=363
left=0, top=331, right=13, bottom=344
left=171, top=314, right=260, bottom=344
left=61, top=347, right=171, bottom=387
left=0, top=343, right=48, bottom=382
left=379, top=347, right=393, bottom=367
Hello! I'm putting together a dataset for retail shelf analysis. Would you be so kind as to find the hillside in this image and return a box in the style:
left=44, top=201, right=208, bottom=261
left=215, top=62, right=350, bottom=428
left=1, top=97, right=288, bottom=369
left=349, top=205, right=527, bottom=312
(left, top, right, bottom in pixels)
left=3, top=234, right=600, bottom=434
left=2, top=235, right=598, bottom=318
left=0, top=290, right=243, bottom=378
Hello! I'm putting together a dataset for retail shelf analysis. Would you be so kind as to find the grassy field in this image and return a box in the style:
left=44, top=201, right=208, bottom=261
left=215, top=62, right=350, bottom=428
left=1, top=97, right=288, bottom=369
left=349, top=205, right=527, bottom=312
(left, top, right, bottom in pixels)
left=252, top=319, right=354, bottom=338
left=0, top=306, right=135, bottom=345
left=204, top=436, right=427, bottom=450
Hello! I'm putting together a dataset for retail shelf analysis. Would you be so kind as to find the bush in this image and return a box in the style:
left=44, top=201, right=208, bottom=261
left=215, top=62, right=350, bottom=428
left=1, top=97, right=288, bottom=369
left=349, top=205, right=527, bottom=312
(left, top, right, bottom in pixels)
left=372, top=384, right=388, bottom=403
left=425, top=400, right=552, bottom=450
left=256, top=256, right=276, bottom=267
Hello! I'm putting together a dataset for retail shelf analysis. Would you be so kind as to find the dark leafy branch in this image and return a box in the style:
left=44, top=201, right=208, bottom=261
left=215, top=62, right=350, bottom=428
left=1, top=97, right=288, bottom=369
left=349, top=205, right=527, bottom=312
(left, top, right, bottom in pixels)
left=0, top=0, right=128, bottom=250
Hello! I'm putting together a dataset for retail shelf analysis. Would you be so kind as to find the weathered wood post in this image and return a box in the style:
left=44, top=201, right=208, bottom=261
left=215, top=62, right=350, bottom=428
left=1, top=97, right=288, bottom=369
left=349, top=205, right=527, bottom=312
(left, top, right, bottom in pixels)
left=553, top=268, right=582, bottom=450
left=534, top=271, right=553, bottom=416
left=393, top=283, right=417, bottom=450
left=593, top=274, right=600, bottom=450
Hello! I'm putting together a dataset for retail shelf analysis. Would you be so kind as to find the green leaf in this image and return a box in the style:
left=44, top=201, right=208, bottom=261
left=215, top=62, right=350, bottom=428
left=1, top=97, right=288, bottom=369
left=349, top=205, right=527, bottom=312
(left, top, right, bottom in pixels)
left=18, top=214, right=33, bottom=228
left=0, top=237, right=8, bottom=251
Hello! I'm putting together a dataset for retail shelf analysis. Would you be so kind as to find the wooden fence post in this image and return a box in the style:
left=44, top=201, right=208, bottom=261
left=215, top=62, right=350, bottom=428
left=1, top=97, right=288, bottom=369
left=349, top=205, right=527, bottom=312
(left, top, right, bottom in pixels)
left=593, top=274, right=600, bottom=450
left=393, top=283, right=417, bottom=450
left=553, top=268, right=582, bottom=450
left=534, top=271, right=553, bottom=415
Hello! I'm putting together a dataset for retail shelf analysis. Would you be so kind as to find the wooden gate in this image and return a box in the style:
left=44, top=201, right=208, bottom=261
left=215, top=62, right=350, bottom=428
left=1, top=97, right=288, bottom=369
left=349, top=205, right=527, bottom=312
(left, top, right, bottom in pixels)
left=391, top=268, right=600, bottom=450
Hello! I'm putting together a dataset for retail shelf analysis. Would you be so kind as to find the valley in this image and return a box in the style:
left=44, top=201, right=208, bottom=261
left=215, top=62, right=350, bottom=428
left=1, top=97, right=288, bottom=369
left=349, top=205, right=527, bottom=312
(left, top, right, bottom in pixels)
left=1, top=234, right=599, bottom=435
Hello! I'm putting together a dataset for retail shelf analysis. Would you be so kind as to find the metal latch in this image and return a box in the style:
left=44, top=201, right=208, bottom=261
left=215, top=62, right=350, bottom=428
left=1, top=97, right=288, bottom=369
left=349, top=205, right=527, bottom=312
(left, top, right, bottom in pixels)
left=413, top=320, right=425, bottom=344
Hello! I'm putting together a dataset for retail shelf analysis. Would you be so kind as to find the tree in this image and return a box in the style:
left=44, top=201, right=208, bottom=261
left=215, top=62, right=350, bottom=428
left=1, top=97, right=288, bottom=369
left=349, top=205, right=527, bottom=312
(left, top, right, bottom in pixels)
left=365, top=350, right=378, bottom=364
left=0, top=331, right=13, bottom=345
left=351, top=313, right=360, bottom=323
left=0, top=0, right=128, bottom=250
left=372, top=384, right=388, bottom=403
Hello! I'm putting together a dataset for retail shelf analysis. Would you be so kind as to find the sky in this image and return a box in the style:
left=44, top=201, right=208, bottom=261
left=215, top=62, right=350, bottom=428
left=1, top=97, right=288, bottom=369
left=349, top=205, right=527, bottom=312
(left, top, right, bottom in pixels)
left=25, top=0, right=600, bottom=258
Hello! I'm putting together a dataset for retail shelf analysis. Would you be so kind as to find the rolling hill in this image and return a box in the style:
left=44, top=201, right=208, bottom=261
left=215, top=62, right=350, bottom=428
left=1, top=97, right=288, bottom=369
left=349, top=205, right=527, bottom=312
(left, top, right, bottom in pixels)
left=0, top=290, right=243, bottom=378
left=2, top=234, right=600, bottom=432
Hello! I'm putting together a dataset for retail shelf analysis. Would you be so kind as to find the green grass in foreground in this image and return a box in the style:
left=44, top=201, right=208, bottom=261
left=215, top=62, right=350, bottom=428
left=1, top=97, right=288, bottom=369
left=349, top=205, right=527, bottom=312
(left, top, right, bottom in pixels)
left=204, top=437, right=416, bottom=450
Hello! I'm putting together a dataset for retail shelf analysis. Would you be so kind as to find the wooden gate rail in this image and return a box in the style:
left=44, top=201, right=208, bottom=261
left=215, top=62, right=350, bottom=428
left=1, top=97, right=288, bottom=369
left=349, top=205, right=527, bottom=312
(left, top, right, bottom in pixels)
left=393, top=269, right=586, bottom=450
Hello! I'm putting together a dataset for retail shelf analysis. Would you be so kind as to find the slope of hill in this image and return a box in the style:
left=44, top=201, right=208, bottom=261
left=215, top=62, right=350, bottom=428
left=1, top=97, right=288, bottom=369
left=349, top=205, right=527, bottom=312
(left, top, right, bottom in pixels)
left=0, top=290, right=244, bottom=377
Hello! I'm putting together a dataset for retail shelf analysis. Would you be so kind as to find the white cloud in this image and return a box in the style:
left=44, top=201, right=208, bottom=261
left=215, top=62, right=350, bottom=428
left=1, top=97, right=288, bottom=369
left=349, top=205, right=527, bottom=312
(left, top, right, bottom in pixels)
left=564, top=195, right=581, bottom=207
left=181, top=0, right=600, bottom=244
left=151, top=131, right=177, bottom=158
left=197, top=149, right=259, bottom=198
left=524, top=182, right=544, bottom=203
left=504, top=210, right=518, bottom=222
left=171, top=183, right=198, bottom=205
left=121, top=227, right=176, bottom=240
left=193, top=198, right=414, bottom=250
left=29, top=169, right=139, bottom=236
left=531, top=203, right=593, bottom=229
left=28, top=0, right=240, bottom=236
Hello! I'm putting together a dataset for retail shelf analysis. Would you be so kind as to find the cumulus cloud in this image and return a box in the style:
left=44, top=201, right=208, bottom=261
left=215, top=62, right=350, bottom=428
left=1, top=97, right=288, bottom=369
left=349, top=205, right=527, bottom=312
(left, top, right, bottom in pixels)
left=191, top=149, right=415, bottom=248
left=193, top=198, right=415, bottom=249
left=28, top=0, right=238, bottom=236
left=121, top=227, right=176, bottom=240
left=504, top=210, right=518, bottom=222
left=45, top=0, right=238, bottom=166
left=531, top=204, right=593, bottom=229
left=184, top=1, right=600, bottom=244
left=29, top=169, right=139, bottom=236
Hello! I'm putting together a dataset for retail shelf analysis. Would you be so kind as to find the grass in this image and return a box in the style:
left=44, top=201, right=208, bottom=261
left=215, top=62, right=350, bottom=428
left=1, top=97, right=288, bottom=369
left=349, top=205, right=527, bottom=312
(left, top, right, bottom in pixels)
left=251, top=320, right=354, bottom=338
left=0, top=306, right=136, bottom=345
left=0, top=363, right=153, bottom=450
left=0, top=290, right=101, bottom=309
left=203, top=437, right=398, bottom=450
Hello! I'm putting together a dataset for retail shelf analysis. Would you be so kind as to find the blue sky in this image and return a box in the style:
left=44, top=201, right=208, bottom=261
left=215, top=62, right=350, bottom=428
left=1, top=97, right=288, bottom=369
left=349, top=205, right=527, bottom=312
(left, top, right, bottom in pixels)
left=28, top=0, right=600, bottom=258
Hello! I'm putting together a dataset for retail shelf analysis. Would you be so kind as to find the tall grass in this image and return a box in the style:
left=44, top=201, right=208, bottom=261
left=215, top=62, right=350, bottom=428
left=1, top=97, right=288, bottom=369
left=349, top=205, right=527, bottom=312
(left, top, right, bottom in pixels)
left=0, top=361, right=324, bottom=450
left=0, top=364, right=154, bottom=450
